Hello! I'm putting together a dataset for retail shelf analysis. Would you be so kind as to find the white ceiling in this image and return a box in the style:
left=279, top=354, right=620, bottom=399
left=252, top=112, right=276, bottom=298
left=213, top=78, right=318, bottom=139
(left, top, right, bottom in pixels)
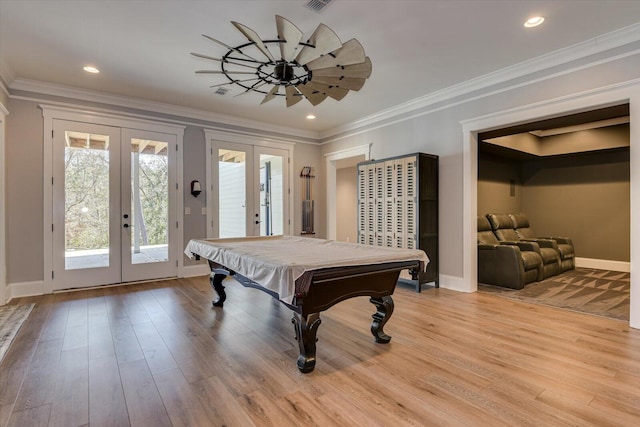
left=2, top=0, right=640, bottom=136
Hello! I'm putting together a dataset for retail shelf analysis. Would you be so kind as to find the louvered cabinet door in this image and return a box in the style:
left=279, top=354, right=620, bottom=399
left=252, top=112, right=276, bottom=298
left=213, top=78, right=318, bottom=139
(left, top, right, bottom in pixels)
left=357, top=164, right=367, bottom=244
left=383, top=160, right=395, bottom=248
left=393, top=158, right=407, bottom=248
left=374, top=164, right=385, bottom=246
left=366, top=164, right=376, bottom=245
left=405, top=156, right=417, bottom=249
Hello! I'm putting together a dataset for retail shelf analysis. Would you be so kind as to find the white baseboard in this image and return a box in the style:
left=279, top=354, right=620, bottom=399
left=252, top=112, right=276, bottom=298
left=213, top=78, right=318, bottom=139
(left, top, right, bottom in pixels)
left=437, top=274, right=469, bottom=292
left=574, top=257, right=630, bottom=272
left=7, top=280, right=45, bottom=301
left=181, top=264, right=210, bottom=278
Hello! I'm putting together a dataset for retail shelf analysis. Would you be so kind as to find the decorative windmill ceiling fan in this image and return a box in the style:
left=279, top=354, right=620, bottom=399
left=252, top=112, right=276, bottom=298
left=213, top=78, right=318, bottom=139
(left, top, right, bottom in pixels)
left=191, top=15, right=372, bottom=107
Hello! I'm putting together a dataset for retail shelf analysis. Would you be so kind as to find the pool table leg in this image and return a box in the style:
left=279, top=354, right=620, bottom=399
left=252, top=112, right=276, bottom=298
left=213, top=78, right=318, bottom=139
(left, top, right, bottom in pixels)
left=370, top=296, right=394, bottom=343
left=292, top=312, right=321, bottom=373
left=209, top=272, right=227, bottom=308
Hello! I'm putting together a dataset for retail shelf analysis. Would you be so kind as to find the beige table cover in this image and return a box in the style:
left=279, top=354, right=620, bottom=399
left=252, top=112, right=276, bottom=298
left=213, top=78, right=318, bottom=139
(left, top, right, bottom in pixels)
left=185, top=235, right=429, bottom=304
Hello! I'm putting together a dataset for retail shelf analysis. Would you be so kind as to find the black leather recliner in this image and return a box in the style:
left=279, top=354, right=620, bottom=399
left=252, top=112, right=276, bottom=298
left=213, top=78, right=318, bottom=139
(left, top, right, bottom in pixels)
left=487, top=213, right=560, bottom=279
left=510, top=212, right=575, bottom=272
left=477, top=216, right=543, bottom=289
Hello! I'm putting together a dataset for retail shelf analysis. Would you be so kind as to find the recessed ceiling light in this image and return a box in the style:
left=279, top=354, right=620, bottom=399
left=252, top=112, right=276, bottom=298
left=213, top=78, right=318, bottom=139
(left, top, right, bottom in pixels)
left=306, top=114, right=316, bottom=120
left=83, top=65, right=100, bottom=74
left=524, top=16, right=544, bottom=28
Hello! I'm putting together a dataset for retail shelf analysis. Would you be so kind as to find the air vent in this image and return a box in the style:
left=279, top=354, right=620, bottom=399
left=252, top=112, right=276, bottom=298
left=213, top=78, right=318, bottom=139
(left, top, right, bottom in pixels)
left=214, top=87, right=230, bottom=95
left=304, top=0, right=333, bottom=12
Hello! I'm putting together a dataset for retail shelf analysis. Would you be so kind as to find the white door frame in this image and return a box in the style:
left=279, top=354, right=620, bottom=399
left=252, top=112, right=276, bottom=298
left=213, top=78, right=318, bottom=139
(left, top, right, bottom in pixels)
left=0, top=102, right=8, bottom=304
left=204, top=128, right=295, bottom=238
left=462, top=79, right=640, bottom=329
left=324, top=144, right=370, bottom=240
left=41, top=105, right=185, bottom=294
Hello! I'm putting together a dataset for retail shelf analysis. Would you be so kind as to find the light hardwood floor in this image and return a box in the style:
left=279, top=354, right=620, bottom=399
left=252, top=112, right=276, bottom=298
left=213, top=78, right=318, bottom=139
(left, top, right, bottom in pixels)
left=1, top=276, right=639, bottom=426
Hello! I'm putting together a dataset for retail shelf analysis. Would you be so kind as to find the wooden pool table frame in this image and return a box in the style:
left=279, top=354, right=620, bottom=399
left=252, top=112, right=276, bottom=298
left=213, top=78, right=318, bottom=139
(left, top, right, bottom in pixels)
left=196, top=256, right=422, bottom=373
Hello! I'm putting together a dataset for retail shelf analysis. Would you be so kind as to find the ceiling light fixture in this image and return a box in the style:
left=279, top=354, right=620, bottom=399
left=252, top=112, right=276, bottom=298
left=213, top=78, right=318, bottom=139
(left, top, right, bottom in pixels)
left=191, top=15, right=372, bottom=107
left=306, top=114, right=316, bottom=119
left=83, top=65, right=100, bottom=73
left=524, top=16, right=545, bottom=28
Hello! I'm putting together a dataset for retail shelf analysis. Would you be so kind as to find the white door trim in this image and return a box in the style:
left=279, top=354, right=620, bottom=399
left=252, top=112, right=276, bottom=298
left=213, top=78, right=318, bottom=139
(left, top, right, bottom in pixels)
left=0, top=103, right=8, bottom=304
left=41, top=105, right=185, bottom=293
left=461, top=79, right=640, bottom=329
left=324, top=144, right=371, bottom=240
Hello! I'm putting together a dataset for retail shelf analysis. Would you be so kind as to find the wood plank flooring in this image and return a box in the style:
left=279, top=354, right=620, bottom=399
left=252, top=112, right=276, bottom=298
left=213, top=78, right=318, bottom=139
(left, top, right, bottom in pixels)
left=1, top=276, right=639, bottom=426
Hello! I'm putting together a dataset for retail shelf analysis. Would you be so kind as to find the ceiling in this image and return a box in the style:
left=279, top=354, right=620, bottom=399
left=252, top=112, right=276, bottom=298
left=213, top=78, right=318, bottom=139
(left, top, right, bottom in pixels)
left=2, top=0, right=640, bottom=136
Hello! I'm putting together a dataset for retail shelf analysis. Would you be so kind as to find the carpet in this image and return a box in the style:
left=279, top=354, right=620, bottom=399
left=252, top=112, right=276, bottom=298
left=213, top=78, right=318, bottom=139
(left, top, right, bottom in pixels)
left=479, top=268, right=630, bottom=321
left=0, top=303, right=35, bottom=364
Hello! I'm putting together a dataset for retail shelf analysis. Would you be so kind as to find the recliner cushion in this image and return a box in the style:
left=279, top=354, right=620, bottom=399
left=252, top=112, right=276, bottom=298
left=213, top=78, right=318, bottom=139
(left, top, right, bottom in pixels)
left=487, top=213, right=515, bottom=230
left=557, top=243, right=575, bottom=259
left=521, top=251, right=542, bottom=270
left=539, top=247, right=559, bottom=264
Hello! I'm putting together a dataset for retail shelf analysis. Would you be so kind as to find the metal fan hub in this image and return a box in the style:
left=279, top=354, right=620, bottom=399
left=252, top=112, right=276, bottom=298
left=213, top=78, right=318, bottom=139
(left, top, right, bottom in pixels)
left=274, top=62, right=294, bottom=82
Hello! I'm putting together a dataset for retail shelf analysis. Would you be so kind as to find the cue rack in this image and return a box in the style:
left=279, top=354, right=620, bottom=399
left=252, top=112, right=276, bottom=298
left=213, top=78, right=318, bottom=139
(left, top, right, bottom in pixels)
left=300, top=166, right=315, bottom=234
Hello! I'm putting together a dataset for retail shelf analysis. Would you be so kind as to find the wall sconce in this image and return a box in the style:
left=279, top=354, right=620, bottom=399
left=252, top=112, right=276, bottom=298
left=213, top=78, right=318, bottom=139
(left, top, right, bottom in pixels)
left=190, top=180, right=202, bottom=197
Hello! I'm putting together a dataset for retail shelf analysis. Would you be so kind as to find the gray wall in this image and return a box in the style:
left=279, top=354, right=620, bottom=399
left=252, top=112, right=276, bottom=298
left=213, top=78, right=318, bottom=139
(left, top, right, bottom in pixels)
left=6, top=100, right=43, bottom=283
left=336, top=166, right=357, bottom=243
left=321, top=47, right=640, bottom=280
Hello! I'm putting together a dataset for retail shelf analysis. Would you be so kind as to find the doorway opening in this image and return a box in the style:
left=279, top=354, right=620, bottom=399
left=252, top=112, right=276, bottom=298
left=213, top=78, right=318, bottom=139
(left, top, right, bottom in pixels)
left=325, top=145, right=370, bottom=241
left=462, top=82, right=640, bottom=328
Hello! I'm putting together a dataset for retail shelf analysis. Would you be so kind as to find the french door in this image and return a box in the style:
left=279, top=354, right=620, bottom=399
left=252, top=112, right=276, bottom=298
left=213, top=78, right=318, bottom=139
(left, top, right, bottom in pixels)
left=211, top=141, right=289, bottom=238
left=52, top=120, right=177, bottom=290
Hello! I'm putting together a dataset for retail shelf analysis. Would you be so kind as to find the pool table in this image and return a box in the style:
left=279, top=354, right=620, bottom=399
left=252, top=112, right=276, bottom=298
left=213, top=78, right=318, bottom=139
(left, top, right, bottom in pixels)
left=185, top=236, right=428, bottom=373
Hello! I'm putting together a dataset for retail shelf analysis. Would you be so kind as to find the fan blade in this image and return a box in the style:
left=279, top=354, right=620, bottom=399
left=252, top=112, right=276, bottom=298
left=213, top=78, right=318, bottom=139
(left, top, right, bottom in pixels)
left=191, top=53, right=258, bottom=70
left=306, top=39, right=366, bottom=70
left=260, top=85, right=280, bottom=105
left=301, top=81, right=349, bottom=101
left=191, top=52, right=223, bottom=62
left=310, top=76, right=366, bottom=91
left=202, top=34, right=259, bottom=62
left=196, top=70, right=257, bottom=75
left=296, top=82, right=328, bottom=106
left=295, top=24, right=342, bottom=65
left=285, top=85, right=303, bottom=107
left=233, top=81, right=268, bottom=97
left=232, top=21, right=275, bottom=61
left=275, top=15, right=303, bottom=62
left=311, top=57, right=372, bottom=79
left=209, top=77, right=260, bottom=88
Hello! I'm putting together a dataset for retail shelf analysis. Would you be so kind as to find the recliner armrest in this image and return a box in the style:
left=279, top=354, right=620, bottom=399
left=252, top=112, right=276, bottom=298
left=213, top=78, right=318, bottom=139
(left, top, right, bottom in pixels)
left=521, top=238, right=558, bottom=251
left=502, top=240, right=541, bottom=254
left=542, top=236, right=573, bottom=246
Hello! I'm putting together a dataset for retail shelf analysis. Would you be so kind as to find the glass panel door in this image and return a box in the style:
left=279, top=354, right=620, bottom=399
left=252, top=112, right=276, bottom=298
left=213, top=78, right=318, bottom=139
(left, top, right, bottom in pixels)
left=256, top=149, right=287, bottom=236
left=121, top=129, right=177, bottom=282
left=53, top=120, right=121, bottom=289
left=218, top=147, right=251, bottom=237
left=212, top=141, right=288, bottom=238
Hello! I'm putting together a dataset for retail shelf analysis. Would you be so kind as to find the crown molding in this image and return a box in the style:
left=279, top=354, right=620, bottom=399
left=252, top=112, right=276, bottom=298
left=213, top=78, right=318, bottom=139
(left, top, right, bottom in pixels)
left=0, top=57, right=15, bottom=96
left=9, top=78, right=320, bottom=141
left=320, top=22, right=640, bottom=141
